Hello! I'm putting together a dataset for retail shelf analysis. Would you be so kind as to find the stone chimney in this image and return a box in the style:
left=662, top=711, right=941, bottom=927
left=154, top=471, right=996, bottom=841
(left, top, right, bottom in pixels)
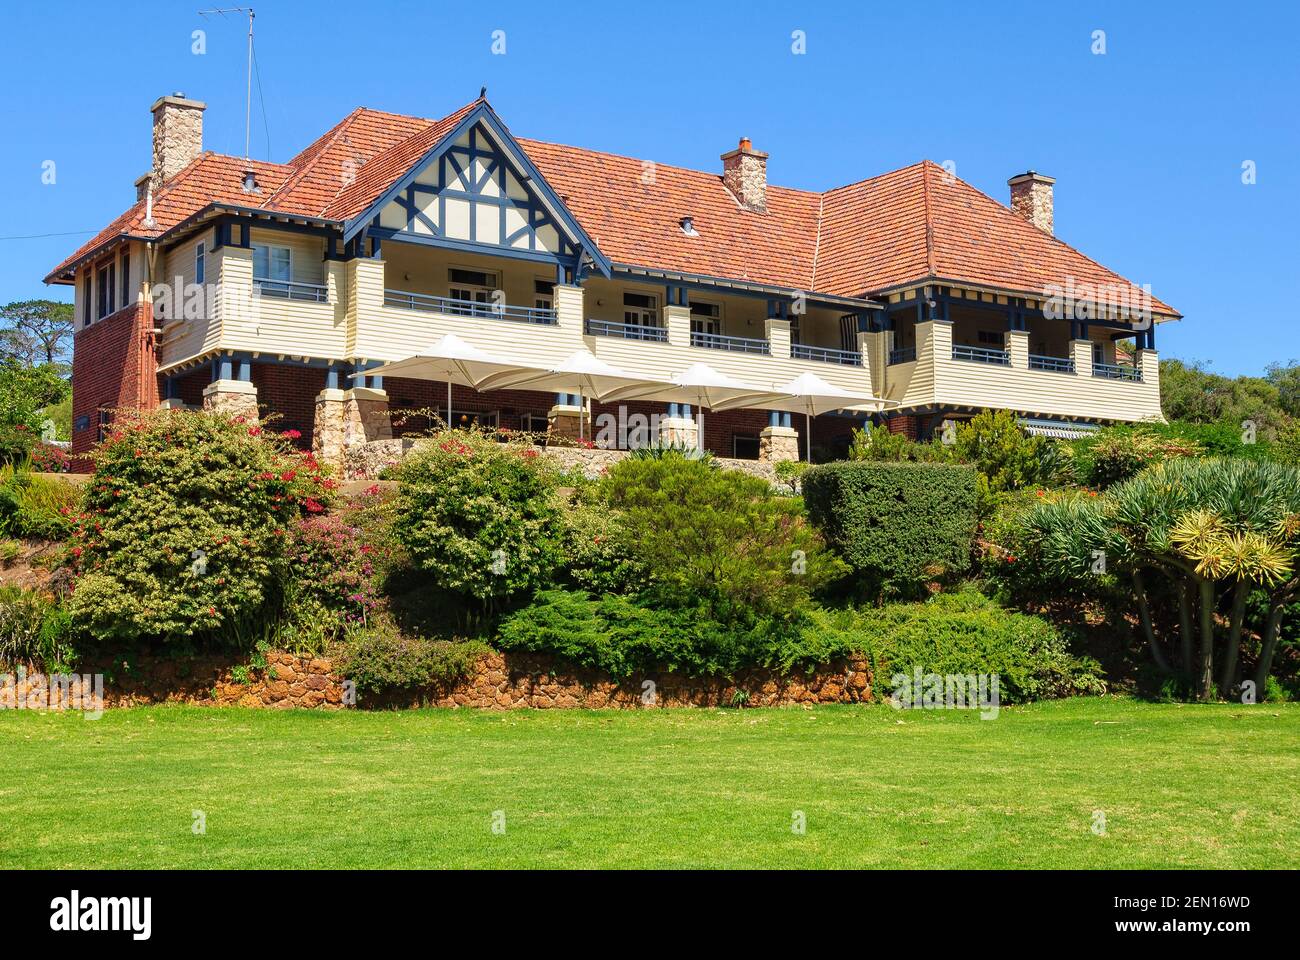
left=1008, top=171, right=1055, bottom=234
left=721, top=137, right=768, bottom=213
left=149, top=93, right=205, bottom=192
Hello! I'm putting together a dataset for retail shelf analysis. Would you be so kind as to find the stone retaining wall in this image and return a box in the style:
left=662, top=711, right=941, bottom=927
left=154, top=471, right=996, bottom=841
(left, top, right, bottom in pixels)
left=6, top=650, right=873, bottom=712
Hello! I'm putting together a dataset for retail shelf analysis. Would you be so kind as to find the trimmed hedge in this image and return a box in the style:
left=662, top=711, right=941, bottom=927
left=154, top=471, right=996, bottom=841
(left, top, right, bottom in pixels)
left=802, top=460, right=977, bottom=597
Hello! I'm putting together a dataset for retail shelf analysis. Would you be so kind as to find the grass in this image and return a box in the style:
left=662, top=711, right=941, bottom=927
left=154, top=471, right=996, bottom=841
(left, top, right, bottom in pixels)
left=1, top=697, right=1297, bottom=868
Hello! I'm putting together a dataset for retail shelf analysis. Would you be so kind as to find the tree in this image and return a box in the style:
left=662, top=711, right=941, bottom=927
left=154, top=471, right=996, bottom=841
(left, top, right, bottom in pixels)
left=0, top=299, right=74, bottom=371
left=1023, top=458, right=1300, bottom=700
left=0, top=360, right=72, bottom=465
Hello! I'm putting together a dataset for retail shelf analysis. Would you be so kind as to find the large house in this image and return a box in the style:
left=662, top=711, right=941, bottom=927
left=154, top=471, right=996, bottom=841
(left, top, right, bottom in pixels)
left=46, top=92, right=1178, bottom=467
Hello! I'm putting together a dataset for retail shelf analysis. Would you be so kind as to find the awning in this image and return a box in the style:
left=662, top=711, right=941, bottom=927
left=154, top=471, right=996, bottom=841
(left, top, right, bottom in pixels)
left=1018, top=418, right=1099, bottom=440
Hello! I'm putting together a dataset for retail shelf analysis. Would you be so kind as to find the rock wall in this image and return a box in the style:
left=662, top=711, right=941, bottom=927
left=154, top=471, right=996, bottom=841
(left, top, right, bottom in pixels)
left=6, top=651, right=873, bottom=712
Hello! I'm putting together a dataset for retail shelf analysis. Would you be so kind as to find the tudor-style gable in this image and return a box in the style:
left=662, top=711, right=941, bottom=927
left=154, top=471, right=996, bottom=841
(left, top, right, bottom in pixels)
left=346, top=105, right=611, bottom=280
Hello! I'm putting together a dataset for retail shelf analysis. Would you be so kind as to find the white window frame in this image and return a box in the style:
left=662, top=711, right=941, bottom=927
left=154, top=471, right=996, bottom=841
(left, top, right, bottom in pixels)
left=253, top=244, right=293, bottom=283
left=622, top=290, right=659, bottom=326
left=689, top=299, right=722, bottom=336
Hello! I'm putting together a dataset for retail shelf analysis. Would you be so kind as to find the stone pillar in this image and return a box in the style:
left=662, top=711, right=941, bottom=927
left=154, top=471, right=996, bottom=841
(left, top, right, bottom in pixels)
left=202, top=379, right=258, bottom=420
left=313, top=387, right=348, bottom=467
left=343, top=387, right=392, bottom=447
left=1071, top=339, right=1094, bottom=377
left=547, top=394, right=587, bottom=442
left=759, top=425, right=799, bottom=462
left=658, top=403, right=698, bottom=449
left=158, top=398, right=187, bottom=411
left=1006, top=329, right=1029, bottom=368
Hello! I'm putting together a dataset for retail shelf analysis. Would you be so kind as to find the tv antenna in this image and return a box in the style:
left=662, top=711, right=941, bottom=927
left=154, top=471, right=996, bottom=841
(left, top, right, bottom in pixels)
left=198, top=6, right=256, bottom=161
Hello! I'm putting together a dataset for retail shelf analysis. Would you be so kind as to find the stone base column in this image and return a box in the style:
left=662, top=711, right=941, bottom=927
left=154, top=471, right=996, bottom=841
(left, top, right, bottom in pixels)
left=158, top=398, right=187, bottom=411
left=344, top=388, right=392, bottom=447
left=657, top=416, right=698, bottom=451
left=313, top=388, right=348, bottom=468
left=547, top=403, right=587, bottom=442
left=759, top=425, right=800, bottom=463
left=202, top=379, right=259, bottom=420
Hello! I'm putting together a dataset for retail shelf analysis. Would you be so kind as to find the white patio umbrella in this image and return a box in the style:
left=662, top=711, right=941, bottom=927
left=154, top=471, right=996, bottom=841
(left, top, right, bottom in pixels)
left=713, top=370, right=881, bottom=462
left=359, top=333, right=539, bottom=430
left=475, top=349, right=669, bottom=441
left=606, top=362, right=789, bottom=454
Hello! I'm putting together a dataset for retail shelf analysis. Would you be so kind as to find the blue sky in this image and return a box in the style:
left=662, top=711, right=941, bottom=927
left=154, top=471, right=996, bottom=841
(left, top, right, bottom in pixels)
left=2, top=0, right=1296, bottom=376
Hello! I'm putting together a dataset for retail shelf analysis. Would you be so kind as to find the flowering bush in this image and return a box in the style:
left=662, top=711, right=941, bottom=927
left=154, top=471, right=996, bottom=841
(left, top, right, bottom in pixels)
left=276, top=511, right=387, bottom=651
left=66, top=409, right=336, bottom=645
left=390, top=431, right=566, bottom=608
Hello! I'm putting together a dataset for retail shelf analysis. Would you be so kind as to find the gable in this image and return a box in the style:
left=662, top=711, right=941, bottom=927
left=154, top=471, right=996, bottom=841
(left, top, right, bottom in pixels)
left=363, top=116, right=603, bottom=271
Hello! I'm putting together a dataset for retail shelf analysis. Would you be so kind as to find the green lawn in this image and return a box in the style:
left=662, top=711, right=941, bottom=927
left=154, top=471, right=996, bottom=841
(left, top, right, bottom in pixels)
left=1, top=698, right=1297, bottom=868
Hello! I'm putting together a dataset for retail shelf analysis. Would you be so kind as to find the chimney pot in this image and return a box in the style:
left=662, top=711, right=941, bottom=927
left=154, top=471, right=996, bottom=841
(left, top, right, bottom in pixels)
left=149, top=93, right=206, bottom=193
left=1008, top=170, right=1055, bottom=234
left=721, top=137, right=768, bottom=213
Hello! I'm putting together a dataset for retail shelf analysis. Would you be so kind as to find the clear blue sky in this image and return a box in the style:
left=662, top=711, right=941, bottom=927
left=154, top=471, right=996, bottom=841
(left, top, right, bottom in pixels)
left=2, top=0, right=1296, bottom=376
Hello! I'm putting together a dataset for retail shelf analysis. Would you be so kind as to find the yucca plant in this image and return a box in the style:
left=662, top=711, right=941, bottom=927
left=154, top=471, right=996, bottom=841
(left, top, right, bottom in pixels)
left=1023, top=458, right=1300, bottom=700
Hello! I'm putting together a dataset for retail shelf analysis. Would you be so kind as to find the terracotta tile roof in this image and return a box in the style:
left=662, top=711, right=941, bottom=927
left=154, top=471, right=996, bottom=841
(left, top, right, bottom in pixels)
left=48, top=101, right=1180, bottom=317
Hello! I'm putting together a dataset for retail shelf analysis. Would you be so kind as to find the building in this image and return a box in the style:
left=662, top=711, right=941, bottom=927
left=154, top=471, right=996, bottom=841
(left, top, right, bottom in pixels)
left=46, top=92, right=1179, bottom=468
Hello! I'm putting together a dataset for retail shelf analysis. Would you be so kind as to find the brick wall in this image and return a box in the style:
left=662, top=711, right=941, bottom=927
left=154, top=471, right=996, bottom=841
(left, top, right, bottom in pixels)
left=383, top=377, right=558, bottom=435
left=252, top=363, right=325, bottom=448
left=885, top=414, right=919, bottom=440
left=70, top=302, right=158, bottom=467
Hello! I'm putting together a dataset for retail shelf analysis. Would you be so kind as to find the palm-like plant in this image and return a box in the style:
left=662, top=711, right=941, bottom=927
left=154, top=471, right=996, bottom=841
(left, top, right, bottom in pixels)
left=1023, top=458, right=1300, bottom=700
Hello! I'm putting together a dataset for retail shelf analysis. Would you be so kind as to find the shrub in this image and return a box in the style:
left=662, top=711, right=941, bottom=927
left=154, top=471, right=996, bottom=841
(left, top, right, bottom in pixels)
left=951, top=409, right=1064, bottom=515
left=66, top=409, right=335, bottom=646
left=497, top=588, right=790, bottom=678
left=390, top=432, right=566, bottom=609
left=336, top=627, right=488, bottom=695
left=0, top=361, right=68, bottom=467
left=0, top=586, right=75, bottom=670
left=802, top=460, right=977, bottom=599
left=559, top=497, right=647, bottom=595
left=784, top=589, right=1105, bottom=702
left=0, top=464, right=79, bottom=541
left=599, top=450, right=844, bottom=620
left=848, top=423, right=950, bottom=463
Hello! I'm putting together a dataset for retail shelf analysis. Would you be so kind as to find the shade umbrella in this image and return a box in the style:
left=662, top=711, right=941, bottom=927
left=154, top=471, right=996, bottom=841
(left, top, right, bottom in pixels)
left=360, top=333, right=538, bottom=430
left=712, top=370, right=881, bottom=462
left=475, top=349, right=670, bottom=441
left=606, top=362, right=788, bottom=454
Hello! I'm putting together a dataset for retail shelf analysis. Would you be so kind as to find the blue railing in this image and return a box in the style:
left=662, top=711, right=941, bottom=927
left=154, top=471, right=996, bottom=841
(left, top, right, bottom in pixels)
left=585, top=318, right=668, bottom=342
left=952, top=344, right=1011, bottom=366
left=384, top=289, right=558, bottom=325
left=1093, top=361, right=1143, bottom=382
left=888, top=346, right=917, bottom=365
left=791, top=343, right=862, bottom=366
left=1029, top=354, right=1076, bottom=374
left=690, top=331, right=771, bottom=355
left=255, top=277, right=328, bottom=303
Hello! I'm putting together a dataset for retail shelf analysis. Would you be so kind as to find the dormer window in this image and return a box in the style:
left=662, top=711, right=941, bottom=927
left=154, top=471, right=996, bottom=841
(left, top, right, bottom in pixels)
left=680, top=216, right=699, bottom=237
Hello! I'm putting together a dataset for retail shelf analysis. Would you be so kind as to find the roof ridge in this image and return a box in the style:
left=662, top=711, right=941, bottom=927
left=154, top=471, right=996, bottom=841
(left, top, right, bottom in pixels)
left=810, top=193, right=825, bottom=290
left=820, top=159, right=930, bottom=199
left=921, top=160, right=936, bottom=276
left=269, top=108, right=376, bottom=215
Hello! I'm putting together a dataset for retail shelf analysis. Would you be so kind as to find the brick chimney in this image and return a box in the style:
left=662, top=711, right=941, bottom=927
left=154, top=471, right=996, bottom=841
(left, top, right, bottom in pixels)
left=721, top=137, right=768, bottom=213
left=149, top=93, right=205, bottom=193
left=1008, top=171, right=1055, bottom=234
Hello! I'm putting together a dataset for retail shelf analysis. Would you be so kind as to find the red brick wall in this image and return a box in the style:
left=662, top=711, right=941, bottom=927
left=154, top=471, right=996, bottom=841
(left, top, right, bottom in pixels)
left=885, top=414, right=919, bottom=440
left=383, top=377, right=557, bottom=435
left=70, top=302, right=158, bottom=467
left=169, top=367, right=210, bottom=407
left=251, top=363, right=325, bottom=449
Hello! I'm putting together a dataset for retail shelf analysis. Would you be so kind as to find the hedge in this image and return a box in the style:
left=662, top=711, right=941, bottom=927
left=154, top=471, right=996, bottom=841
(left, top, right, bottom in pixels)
left=802, top=460, right=977, bottom=597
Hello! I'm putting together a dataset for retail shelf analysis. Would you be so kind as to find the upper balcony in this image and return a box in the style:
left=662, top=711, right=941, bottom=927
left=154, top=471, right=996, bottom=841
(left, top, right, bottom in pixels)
left=881, top=317, right=1162, bottom=423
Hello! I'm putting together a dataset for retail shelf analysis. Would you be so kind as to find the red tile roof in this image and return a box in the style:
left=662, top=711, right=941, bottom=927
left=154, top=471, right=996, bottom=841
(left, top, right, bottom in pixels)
left=47, top=100, right=1179, bottom=317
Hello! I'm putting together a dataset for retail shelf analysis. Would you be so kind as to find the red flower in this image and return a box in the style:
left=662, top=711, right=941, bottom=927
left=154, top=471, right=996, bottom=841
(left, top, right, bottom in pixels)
left=303, top=498, right=325, bottom=514
left=282, top=429, right=302, bottom=440
left=248, top=426, right=262, bottom=437
left=280, top=470, right=297, bottom=482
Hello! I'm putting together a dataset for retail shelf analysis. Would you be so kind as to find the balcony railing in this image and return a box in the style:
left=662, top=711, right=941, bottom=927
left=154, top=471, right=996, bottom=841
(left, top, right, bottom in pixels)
left=1028, top=354, right=1076, bottom=374
left=791, top=343, right=863, bottom=366
left=889, top=346, right=917, bottom=365
left=690, top=330, right=771, bottom=355
left=585, top=318, right=668, bottom=342
left=952, top=344, right=1011, bottom=366
left=384, top=289, right=558, bottom=325
left=254, top=277, right=328, bottom=303
left=1093, top=361, right=1143, bottom=382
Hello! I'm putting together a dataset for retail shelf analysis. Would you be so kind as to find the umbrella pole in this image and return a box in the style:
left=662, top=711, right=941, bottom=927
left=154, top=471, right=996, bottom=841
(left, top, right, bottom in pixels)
left=579, top=390, right=584, bottom=441
left=697, top=407, right=704, bottom=455
left=447, top=380, right=452, bottom=432
left=806, top=410, right=812, bottom=463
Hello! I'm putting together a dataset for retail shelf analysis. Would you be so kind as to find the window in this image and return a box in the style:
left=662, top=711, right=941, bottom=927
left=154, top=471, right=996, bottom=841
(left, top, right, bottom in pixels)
left=623, top=291, right=658, bottom=326
left=690, top=300, right=721, bottom=336
left=520, top=413, right=549, bottom=434
left=82, top=274, right=91, bottom=325
left=534, top=279, right=555, bottom=311
left=448, top=267, right=498, bottom=314
left=195, top=241, right=205, bottom=285
left=1093, top=342, right=1105, bottom=365
left=97, top=409, right=113, bottom=443
left=977, top=330, right=1003, bottom=346
left=253, top=244, right=292, bottom=281
left=120, top=250, right=131, bottom=306
left=733, top=434, right=760, bottom=460
left=96, top=261, right=114, bottom=319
